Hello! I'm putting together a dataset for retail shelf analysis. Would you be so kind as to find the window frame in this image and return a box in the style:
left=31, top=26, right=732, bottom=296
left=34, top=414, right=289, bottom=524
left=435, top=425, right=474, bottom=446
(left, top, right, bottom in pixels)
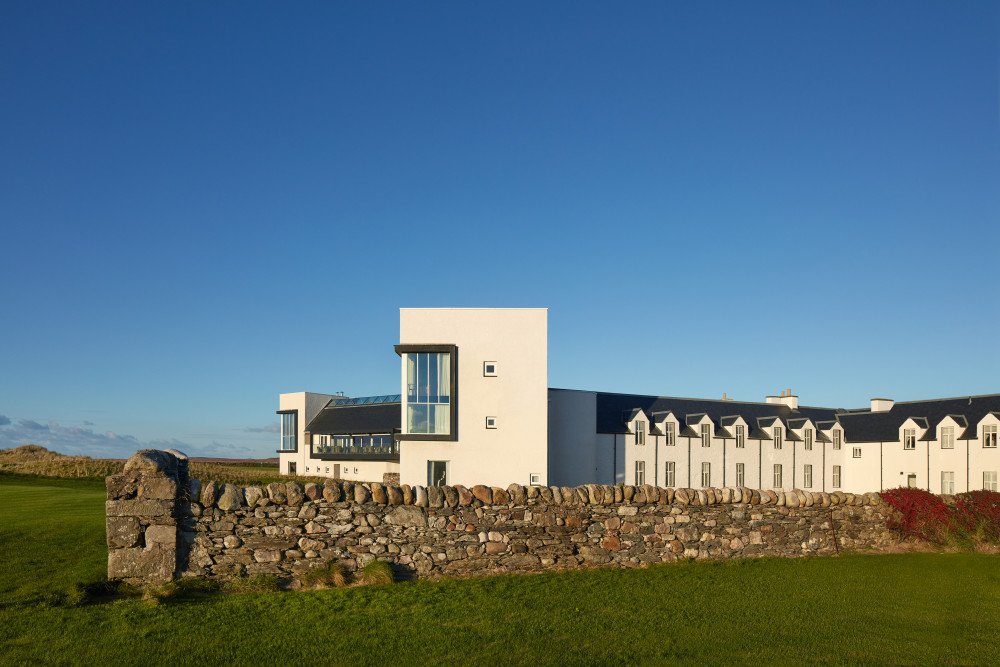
left=665, top=422, right=676, bottom=446
left=832, top=430, right=842, bottom=450
left=773, top=426, right=782, bottom=450
left=984, top=424, right=998, bottom=449
left=853, top=446, right=862, bottom=459
left=903, top=428, right=916, bottom=450
left=427, top=460, right=449, bottom=486
left=773, top=464, right=783, bottom=489
left=701, top=423, right=711, bottom=448
left=636, top=421, right=645, bottom=446
left=803, top=464, right=813, bottom=488
left=735, top=424, right=745, bottom=449
left=736, top=462, right=745, bottom=487
left=635, top=460, right=645, bottom=486
left=665, top=461, right=675, bottom=487
left=277, top=410, right=298, bottom=453
left=804, top=429, right=813, bottom=451
left=985, top=471, right=998, bottom=492
left=701, top=461, right=711, bottom=487
left=832, top=464, right=841, bottom=488
left=395, top=344, right=459, bottom=441
left=941, top=425, right=955, bottom=449
left=942, top=471, right=955, bottom=495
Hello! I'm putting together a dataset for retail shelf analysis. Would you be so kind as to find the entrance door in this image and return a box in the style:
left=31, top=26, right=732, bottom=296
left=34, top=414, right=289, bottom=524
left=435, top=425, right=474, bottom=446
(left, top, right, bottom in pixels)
left=333, top=464, right=340, bottom=479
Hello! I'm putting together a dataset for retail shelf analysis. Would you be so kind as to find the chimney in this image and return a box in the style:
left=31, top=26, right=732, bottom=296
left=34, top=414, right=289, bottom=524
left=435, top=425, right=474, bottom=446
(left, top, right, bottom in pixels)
left=870, top=398, right=894, bottom=412
left=767, top=390, right=798, bottom=409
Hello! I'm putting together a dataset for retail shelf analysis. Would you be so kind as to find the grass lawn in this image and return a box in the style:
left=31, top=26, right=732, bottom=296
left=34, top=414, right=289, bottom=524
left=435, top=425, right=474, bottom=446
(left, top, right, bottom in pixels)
left=2, top=476, right=998, bottom=665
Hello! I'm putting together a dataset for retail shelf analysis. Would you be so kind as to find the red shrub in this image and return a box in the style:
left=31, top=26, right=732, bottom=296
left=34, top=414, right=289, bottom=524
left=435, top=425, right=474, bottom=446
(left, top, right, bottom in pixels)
left=955, top=490, right=1000, bottom=539
left=879, top=487, right=954, bottom=541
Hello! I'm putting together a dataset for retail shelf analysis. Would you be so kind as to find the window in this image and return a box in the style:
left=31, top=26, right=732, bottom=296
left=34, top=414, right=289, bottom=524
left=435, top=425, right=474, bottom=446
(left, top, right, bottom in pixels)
left=942, top=471, right=955, bottom=495
left=906, top=473, right=916, bottom=488
left=399, top=347, right=455, bottom=437
left=984, top=424, right=998, bottom=448
left=483, top=361, right=497, bottom=377
left=701, top=462, right=711, bottom=487
left=635, top=460, right=645, bottom=485
left=832, top=465, right=841, bottom=488
left=665, top=461, right=675, bottom=487
left=832, top=430, right=842, bottom=450
left=486, top=416, right=497, bottom=429
left=853, top=447, right=862, bottom=459
left=941, top=425, right=955, bottom=449
left=735, top=425, right=745, bottom=448
left=701, top=423, right=711, bottom=448
left=803, top=464, right=813, bottom=488
left=903, top=428, right=916, bottom=450
left=804, top=429, right=813, bottom=451
left=325, top=467, right=329, bottom=473
left=288, top=462, right=296, bottom=475
left=305, top=466, right=309, bottom=472
left=985, top=471, right=998, bottom=492
left=428, top=460, right=448, bottom=486
left=636, top=421, right=645, bottom=446
left=773, top=464, right=783, bottom=489
left=529, top=473, right=541, bottom=485
left=773, top=426, right=782, bottom=450
left=665, top=422, right=676, bottom=446
left=280, top=411, right=297, bottom=451
left=736, top=462, right=745, bottom=487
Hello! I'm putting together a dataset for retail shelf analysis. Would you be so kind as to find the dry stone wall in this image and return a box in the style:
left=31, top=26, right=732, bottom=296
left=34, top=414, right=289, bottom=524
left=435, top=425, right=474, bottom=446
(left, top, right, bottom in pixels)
left=107, top=450, right=899, bottom=585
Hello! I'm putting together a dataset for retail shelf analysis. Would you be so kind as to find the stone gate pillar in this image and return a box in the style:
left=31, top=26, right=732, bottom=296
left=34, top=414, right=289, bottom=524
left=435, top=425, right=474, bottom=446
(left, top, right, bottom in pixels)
left=106, top=449, right=185, bottom=586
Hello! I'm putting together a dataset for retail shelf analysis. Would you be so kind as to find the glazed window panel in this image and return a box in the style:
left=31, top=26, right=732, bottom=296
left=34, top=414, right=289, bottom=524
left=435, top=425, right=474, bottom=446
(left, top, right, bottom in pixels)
left=941, top=426, right=955, bottom=449
left=735, top=425, right=745, bottom=449
left=665, top=423, right=676, bottom=446
left=406, top=352, right=452, bottom=435
left=984, top=424, right=998, bottom=448
left=904, top=428, right=916, bottom=450
left=736, top=462, right=745, bottom=487
left=804, top=429, right=813, bottom=451
left=665, top=461, right=675, bottom=487
left=701, top=424, right=711, bottom=448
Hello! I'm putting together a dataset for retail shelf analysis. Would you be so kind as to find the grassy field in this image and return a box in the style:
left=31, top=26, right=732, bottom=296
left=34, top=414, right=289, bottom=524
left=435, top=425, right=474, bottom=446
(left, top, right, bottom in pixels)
left=2, top=476, right=999, bottom=665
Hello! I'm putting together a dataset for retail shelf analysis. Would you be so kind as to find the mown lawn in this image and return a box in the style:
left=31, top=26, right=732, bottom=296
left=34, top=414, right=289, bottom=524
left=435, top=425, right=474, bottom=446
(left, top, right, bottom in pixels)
left=1, top=475, right=998, bottom=665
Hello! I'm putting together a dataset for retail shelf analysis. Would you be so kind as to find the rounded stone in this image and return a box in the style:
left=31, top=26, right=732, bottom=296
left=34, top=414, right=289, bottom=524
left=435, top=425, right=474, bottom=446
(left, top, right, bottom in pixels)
left=124, top=449, right=178, bottom=474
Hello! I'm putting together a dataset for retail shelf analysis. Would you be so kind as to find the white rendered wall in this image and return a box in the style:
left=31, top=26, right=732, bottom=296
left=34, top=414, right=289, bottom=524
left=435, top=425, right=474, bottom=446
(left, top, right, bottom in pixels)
left=397, top=308, right=548, bottom=488
left=277, top=392, right=334, bottom=476
left=301, top=458, right=400, bottom=483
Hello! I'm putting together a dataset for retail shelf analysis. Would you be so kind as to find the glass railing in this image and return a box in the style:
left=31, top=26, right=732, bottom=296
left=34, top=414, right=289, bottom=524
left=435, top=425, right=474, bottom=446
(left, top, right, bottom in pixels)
left=312, top=434, right=399, bottom=457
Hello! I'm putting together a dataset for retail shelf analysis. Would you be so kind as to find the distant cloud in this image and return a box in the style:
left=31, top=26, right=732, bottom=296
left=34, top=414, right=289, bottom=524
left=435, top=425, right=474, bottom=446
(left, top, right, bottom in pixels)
left=19, top=419, right=49, bottom=431
left=244, top=423, right=280, bottom=434
left=0, top=415, right=10, bottom=426
left=83, top=421, right=94, bottom=426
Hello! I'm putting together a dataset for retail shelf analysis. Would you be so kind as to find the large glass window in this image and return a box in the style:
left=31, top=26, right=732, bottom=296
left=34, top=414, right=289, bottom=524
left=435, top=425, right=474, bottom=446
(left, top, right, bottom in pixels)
left=280, top=412, right=297, bottom=451
left=311, top=434, right=397, bottom=457
left=406, top=351, right=452, bottom=435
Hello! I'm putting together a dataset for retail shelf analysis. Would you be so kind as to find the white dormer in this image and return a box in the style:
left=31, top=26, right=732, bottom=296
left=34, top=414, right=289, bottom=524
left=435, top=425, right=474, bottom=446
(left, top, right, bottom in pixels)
left=625, top=408, right=650, bottom=446
left=652, top=411, right=679, bottom=447
left=899, top=417, right=927, bottom=451
left=977, top=412, right=1000, bottom=449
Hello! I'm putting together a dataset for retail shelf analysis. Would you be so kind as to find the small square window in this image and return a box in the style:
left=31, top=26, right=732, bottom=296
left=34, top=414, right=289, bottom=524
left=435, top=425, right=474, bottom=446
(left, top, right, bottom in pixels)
left=486, top=416, right=497, bottom=429
left=529, top=473, right=540, bottom=485
left=305, top=466, right=310, bottom=472
left=484, top=361, right=497, bottom=377
left=354, top=467, right=359, bottom=474
left=853, top=447, right=862, bottom=459
left=325, top=467, right=329, bottom=473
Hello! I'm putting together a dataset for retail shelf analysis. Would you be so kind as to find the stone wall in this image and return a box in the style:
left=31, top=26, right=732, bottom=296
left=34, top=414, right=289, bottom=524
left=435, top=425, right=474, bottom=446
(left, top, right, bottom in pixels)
left=107, top=450, right=899, bottom=586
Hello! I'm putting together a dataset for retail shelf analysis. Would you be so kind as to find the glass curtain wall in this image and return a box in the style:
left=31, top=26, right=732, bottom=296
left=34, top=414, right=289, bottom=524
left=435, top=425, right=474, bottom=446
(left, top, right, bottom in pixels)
left=406, top=352, right=451, bottom=434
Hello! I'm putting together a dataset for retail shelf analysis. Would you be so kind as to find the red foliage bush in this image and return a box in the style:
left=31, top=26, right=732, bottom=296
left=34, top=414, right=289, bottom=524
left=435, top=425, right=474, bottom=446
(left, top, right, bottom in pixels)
left=879, top=487, right=954, bottom=541
left=955, top=490, right=1000, bottom=540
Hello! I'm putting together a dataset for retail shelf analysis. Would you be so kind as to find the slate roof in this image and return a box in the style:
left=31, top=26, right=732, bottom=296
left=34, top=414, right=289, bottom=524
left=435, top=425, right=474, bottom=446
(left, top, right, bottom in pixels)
left=836, top=394, right=1000, bottom=443
left=594, top=392, right=840, bottom=435
left=305, top=402, right=401, bottom=435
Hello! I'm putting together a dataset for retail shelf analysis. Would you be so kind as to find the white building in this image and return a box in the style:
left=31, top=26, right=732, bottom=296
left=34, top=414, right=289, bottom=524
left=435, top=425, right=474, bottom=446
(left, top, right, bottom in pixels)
left=278, top=308, right=1000, bottom=494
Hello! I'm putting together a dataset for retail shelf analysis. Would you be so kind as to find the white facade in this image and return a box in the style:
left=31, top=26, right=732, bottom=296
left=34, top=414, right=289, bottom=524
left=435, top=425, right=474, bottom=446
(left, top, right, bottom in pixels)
left=397, top=308, right=548, bottom=488
left=277, top=308, right=1000, bottom=494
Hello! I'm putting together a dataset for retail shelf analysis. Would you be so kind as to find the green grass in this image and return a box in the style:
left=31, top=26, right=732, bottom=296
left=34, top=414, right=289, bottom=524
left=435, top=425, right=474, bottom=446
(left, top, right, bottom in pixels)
left=2, top=476, right=999, bottom=665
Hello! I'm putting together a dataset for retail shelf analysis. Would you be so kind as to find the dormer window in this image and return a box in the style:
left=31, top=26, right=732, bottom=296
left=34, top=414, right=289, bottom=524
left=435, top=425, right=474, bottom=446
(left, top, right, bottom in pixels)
left=735, top=425, right=745, bottom=448
left=665, top=422, right=676, bottom=446
left=701, top=424, right=711, bottom=448
left=635, top=421, right=645, bottom=446
left=804, top=429, right=813, bottom=451
left=984, top=424, right=998, bottom=448
left=832, top=430, right=842, bottom=450
left=904, top=428, right=916, bottom=450
left=941, top=426, right=954, bottom=449
left=773, top=426, right=782, bottom=450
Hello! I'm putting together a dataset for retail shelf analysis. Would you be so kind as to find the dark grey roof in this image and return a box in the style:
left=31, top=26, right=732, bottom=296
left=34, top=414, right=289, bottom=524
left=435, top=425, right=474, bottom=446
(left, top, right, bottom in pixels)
left=305, top=402, right=401, bottom=435
left=815, top=420, right=839, bottom=431
left=594, top=392, right=839, bottom=435
left=836, top=394, right=1000, bottom=443
left=749, top=427, right=772, bottom=440
left=786, top=418, right=810, bottom=429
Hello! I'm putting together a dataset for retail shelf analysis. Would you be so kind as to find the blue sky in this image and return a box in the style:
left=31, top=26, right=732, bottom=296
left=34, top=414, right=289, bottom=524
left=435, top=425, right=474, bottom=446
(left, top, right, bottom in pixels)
left=1, top=2, right=997, bottom=459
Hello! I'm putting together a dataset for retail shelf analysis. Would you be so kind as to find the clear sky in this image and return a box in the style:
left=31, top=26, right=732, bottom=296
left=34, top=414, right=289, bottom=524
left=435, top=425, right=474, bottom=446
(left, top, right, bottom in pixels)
left=1, top=1, right=997, bottom=459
